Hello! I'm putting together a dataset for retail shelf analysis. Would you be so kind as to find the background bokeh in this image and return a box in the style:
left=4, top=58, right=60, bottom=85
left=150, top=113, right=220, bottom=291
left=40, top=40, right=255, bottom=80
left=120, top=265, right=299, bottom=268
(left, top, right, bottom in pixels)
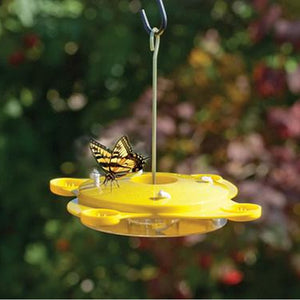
left=1, top=0, right=300, bottom=298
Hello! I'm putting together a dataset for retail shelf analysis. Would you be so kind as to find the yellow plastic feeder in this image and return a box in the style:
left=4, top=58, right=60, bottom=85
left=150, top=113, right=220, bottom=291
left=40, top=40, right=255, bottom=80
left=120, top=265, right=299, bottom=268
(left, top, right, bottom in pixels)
left=50, top=172, right=261, bottom=237
left=49, top=1, right=261, bottom=237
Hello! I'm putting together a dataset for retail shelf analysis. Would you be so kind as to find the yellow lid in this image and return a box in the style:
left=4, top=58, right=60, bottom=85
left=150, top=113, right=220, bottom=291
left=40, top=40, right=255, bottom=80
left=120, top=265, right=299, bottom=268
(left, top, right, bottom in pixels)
left=50, top=172, right=261, bottom=237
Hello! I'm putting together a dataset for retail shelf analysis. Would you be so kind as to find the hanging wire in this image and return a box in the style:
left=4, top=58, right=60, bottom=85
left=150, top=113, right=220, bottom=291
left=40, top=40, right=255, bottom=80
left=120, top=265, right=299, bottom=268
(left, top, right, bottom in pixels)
left=140, top=0, right=167, bottom=184
left=150, top=28, right=160, bottom=184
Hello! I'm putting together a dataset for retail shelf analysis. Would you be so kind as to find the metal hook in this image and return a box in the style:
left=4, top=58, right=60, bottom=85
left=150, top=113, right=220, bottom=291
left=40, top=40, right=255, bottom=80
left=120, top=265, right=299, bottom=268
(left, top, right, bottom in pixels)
left=140, top=0, right=167, bottom=36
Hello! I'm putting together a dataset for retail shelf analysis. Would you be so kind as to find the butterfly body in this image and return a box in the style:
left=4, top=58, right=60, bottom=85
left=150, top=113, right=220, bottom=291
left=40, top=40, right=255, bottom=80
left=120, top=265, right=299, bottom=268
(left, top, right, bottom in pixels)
left=89, top=136, right=147, bottom=187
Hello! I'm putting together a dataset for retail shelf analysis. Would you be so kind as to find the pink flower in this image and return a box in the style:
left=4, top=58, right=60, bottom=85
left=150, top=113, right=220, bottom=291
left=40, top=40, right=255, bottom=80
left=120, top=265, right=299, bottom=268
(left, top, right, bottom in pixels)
left=287, top=65, right=300, bottom=95
left=268, top=102, right=300, bottom=138
left=239, top=181, right=286, bottom=209
left=271, top=146, right=296, bottom=162
left=227, top=134, right=267, bottom=164
left=274, top=20, right=300, bottom=49
left=174, top=281, right=192, bottom=299
left=249, top=4, right=282, bottom=43
left=176, top=102, right=195, bottom=120
left=157, top=116, right=176, bottom=136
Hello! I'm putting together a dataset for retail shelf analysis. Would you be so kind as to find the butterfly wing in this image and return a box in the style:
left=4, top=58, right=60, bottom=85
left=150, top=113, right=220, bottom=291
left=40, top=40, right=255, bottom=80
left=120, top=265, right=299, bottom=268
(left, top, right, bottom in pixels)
left=112, top=136, right=132, bottom=158
left=89, top=138, right=112, bottom=173
left=109, top=136, right=137, bottom=176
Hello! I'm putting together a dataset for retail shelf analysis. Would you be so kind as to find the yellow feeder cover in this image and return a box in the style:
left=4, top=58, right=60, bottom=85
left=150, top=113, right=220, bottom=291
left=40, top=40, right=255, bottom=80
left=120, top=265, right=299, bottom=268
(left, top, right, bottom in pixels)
left=50, top=172, right=261, bottom=237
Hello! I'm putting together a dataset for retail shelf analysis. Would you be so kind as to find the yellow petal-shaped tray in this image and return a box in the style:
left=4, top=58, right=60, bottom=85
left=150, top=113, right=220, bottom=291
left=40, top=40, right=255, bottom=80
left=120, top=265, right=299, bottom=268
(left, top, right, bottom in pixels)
left=50, top=172, right=261, bottom=237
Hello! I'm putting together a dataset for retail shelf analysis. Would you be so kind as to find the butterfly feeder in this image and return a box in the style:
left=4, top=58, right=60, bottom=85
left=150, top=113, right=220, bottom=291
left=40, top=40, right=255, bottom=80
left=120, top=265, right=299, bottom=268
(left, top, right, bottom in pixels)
left=50, top=0, right=261, bottom=237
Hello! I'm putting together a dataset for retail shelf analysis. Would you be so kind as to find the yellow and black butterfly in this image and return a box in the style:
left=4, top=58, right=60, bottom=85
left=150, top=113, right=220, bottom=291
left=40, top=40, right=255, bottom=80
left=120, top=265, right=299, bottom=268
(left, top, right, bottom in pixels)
left=89, top=136, right=148, bottom=186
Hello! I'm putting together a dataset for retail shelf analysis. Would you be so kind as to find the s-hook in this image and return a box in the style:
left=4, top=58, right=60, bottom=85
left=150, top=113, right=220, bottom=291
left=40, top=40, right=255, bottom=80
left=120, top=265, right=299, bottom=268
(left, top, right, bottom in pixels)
left=140, top=0, right=168, bottom=36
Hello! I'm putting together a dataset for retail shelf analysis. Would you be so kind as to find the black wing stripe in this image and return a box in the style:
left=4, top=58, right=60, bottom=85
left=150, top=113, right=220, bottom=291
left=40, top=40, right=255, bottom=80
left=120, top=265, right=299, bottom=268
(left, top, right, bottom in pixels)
left=89, top=138, right=112, bottom=153
left=115, top=172, right=130, bottom=178
left=95, top=154, right=110, bottom=160
left=100, top=162, right=132, bottom=170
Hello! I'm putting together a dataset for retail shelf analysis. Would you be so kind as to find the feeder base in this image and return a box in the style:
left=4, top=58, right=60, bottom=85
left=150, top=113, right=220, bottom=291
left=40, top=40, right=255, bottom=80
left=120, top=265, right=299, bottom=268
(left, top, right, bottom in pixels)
left=68, top=199, right=227, bottom=237
left=50, top=172, right=261, bottom=237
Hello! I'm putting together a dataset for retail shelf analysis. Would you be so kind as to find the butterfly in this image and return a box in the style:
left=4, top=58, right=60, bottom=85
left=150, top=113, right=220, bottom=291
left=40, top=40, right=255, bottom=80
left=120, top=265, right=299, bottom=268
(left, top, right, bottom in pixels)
left=89, top=136, right=148, bottom=186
